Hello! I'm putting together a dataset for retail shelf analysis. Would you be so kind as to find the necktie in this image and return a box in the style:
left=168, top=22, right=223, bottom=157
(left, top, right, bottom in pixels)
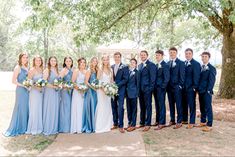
left=170, top=60, right=173, bottom=68
left=114, top=64, right=118, bottom=76
left=139, top=63, right=143, bottom=70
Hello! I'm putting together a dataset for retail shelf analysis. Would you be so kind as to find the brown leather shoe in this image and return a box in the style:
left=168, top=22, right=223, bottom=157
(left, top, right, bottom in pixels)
left=154, top=125, right=165, bottom=130
left=195, top=123, right=207, bottom=128
left=202, top=126, right=212, bottom=132
left=111, top=125, right=118, bottom=130
left=124, top=125, right=131, bottom=130
left=173, top=123, right=182, bottom=129
left=127, top=127, right=136, bottom=132
left=186, top=124, right=195, bottom=129
left=119, top=128, right=125, bottom=133
left=143, top=126, right=151, bottom=132
left=136, top=125, right=145, bottom=129
left=182, top=121, right=188, bottom=124
left=166, top=121, right=176, bottom=127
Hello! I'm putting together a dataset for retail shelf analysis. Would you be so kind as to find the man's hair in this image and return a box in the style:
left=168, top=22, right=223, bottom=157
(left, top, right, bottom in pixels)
left=140, top=50, right=148, bottom=56
left=201, top=51, right=211, bottom=58
left=114, top=52, right=122, bottom=57
left=169, top=47, right=178, bottom=52
left=155, top=50, right=164, bottom=55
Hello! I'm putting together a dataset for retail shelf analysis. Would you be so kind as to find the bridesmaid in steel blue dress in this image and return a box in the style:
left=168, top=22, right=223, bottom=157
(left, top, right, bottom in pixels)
left=42, top=56, right=60, bottom=135
left=26, top=56, right=44, bottom=135
left=4, top=53, right=29, bottom=137
left=58, top=57, right=73, bottom=133
left=82, top=57, right=98, bottom=133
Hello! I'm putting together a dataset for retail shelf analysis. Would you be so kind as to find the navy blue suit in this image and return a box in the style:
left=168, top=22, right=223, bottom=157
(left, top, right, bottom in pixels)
left=182, top=59, right=201, bottom=124
left=198, top=63, right=216, bottom=127
left=111, top=63, right=129, bottom=128
left=126, top=68, right=139, bottom=127
left=138, top=60, right=156, bottom=126
left=167, top=58, right=185, bottom=124
left=153, top=61, right=170, bottom=125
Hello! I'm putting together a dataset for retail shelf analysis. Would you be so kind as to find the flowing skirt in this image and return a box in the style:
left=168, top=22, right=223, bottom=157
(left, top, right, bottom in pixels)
left=82, top=89, right=97, bottom=133
left=42, top=88, right=60, bottom=135
left=4, top=86, right=29, bottom=136
left=26, top=88, right=43, bottom=135
left=95, top=89, right=113, bottom=133
left=59, top=89, right=72, bottom=133
left=70, top=90, right=84, bottom=133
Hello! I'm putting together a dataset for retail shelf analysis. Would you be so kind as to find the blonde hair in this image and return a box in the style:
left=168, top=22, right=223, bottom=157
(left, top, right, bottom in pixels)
left=89, top=57, right=99, bottom=74
left=101, top=55, right=112, bottom=74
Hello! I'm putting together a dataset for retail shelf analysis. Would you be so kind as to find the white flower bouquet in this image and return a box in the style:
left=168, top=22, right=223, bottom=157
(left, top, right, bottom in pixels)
left=90, top=79, right=102, bottom=89
left=77, top=83, right=88, bottom=92
left=22, top=78, right=33, bottom=88
left=34, top=78, right=48, bottom=88
left=103, top=83, right=118, bottom=98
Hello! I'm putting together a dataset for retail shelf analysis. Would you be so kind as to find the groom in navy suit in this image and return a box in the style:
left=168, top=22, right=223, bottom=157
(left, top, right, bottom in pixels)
left=167, top=47, right=185, bottom=129
left=153, top=50, right=170, bottom=130
left=111, top=52, right=129, bottom=133
left=197, top=52, right=216, bottom=132
left=182, top=48, right=201, bottom=129
left=138, top=50, right=156, bottom=132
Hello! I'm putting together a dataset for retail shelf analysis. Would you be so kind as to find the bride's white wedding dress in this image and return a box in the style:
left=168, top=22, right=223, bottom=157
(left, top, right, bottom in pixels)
left=95, top=72, right=113, bottom=133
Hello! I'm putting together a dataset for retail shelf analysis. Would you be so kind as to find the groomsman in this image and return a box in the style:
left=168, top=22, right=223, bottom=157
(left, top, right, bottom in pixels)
left=111, top=52, right=129, bottom=133
left=126, top=58, right=139, bottom=132
left=182, top=48, right=201, bottom=129
left=153, top=50, right=170, bottom=130
left=167, top=47, right=185, bottom=129
left=197, top=52, right=216, bottom=132
left=138, top=50, right=156, bottom=132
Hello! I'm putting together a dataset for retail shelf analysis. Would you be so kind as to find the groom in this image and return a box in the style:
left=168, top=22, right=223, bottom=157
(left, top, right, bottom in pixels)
left=111, top=52, right=129, bottom=133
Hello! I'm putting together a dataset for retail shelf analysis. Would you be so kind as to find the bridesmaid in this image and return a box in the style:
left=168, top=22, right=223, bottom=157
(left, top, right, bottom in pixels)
left=82, top=57, right=98, bottom=133
left=70, top=57, right=87, bottom=133
left=4, top=53, right=29, bottom=137
left=26, top=56, right=44, bottom=135
left=42, top=56, right=60, bottom=135
left=58, top=57, right=73, bottom=133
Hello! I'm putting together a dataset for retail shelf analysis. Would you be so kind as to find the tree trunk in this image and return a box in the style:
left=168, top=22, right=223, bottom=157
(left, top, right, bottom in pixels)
left=218, top=28, right=235, bottom=99
left=43, top=28, right=49, bottom=67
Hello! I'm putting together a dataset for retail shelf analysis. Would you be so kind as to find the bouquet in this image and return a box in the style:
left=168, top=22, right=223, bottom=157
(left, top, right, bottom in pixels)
left=22, top=78, right=33, bottom=88
left=90, top=79, right=103, bottom=89
left=103, top=83, right=118, bottom=98
left=63, top=81, right=74, bottom=90
left=76, top=83, right=88, bottom=92
left=53, top=78, right=63, bottom=91
left=34, top=78, right=48, bottom=88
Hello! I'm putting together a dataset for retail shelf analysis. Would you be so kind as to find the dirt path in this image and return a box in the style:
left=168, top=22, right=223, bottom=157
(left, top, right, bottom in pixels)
left=39, top=130, right=146, bottom=156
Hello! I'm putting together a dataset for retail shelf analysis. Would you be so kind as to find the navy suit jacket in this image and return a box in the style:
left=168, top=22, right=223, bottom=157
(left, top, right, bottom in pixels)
left=126, top=68, right=139, bottom=98
left=138, top=60, right=156, bottom=93
left=111, top=63, right=129, bottom=96
left=184, top=59, right=201, bottom=91
left=155, top=60, right=170, bottom=89
left=198, top=63, right=216, bottom=94
left=168, top=58, right=185, bottom=89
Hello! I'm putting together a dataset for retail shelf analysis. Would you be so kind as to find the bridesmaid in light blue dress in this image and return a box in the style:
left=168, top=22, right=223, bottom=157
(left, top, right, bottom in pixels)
left=59, top=57, right=73, bottom=133
left=42, top=56, right=60, bottom=135
left=4, top=53, right=29, bottom=137
left=82, top=57, right=98, bottom=133
left=70, top=58, right=87, bottom=133
left=26, top=56, right=44, bottom=135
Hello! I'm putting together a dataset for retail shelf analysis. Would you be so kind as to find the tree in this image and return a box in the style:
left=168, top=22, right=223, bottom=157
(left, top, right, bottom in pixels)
left=23, top=0, right=235, bottom=98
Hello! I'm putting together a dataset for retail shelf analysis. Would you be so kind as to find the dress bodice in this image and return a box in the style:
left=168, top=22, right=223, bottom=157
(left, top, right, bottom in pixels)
left=89, top=72, right=97, bottom=83
left=100, top=72, right=111, bottom=84
left=76, top=71, right=85, bottom=84
left=48, top=70, right=59, bottom=84
left=17, top=68, right=28, bottom=83
left=63, top=69, right=73, bottom=82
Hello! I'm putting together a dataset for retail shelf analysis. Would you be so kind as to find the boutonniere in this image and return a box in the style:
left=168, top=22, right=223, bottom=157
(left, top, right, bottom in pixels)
left=187, top=62, right=191, bottom=66
left=172, top=61, right=177, bottom=68
left=158, top=63, right=162, bottom=69
left=143, top=63, right=147, bottom=68
left=130, top=71, right=135, bottom=76
left=202, top=65, right=209, bottom=71
left=119, top=64, right=125, bottom=70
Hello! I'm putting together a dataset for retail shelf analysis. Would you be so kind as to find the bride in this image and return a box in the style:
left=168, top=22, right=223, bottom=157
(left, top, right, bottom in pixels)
left=95, top=55, right=113, bottom=133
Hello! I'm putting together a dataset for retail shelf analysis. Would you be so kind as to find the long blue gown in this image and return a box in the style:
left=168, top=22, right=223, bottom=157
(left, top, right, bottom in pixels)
left=59, top=69, right=73, bottom=133
left=42, top=70, right=60, bottom=135
left=26, top=73, right=43, bottom=135
left=82, top=72, right=97, bottom=133
left=4, top=67, right=29, bottom=137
